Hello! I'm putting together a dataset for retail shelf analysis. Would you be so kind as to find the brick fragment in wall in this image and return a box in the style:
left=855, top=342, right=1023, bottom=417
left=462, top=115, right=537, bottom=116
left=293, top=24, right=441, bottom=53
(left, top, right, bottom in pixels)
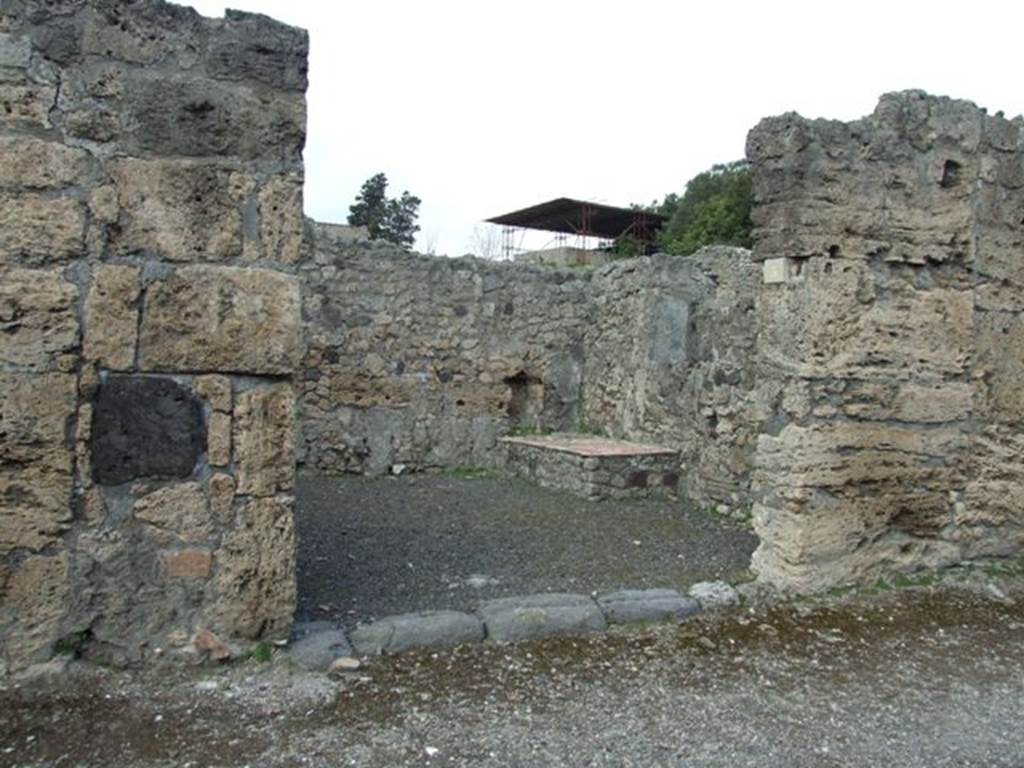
left=161, top=549, right=213, bottom=579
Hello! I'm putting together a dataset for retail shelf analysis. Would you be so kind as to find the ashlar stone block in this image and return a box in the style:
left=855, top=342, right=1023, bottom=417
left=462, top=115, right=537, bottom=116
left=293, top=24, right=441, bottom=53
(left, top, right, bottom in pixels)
left=0, top=553, right=70, bottom=667
left=0, top=268, right=79, bottom=370
left=0, top=136, right=94, bottom=189
left=233, top=384, right=294, bottom=496
left=83, top=264, right=140, bottom=371
left=107, top=159, right=248, bottom=262
left=0, top=196, right=84, bottom=264
left=258, top=173, right=304, bottom=264
left=0, top=372, right=76, bottom=555
left=210, top=496, right=295, bottom=639
left=138, top=266, right=300, bottom=375
left=207, top=411, right=231, bottom=467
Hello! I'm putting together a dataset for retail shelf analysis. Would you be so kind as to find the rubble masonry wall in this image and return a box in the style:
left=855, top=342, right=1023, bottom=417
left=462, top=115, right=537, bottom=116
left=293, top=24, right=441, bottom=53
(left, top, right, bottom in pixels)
left=300, top=223, right=764, bottom=512
left=748, top=91, right=1024, bottom=590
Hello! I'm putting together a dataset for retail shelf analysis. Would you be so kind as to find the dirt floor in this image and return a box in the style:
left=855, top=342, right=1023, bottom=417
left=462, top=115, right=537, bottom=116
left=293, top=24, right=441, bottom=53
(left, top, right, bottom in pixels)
left=3, top=575, right=1024, bottom=767
left=294, top=472, right=758, bottom=628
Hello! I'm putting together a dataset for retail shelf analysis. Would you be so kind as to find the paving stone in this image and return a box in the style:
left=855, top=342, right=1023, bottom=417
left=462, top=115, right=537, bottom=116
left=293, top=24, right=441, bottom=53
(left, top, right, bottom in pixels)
left=350, top=611, right=484, bottom=656
left=287, top=628, right=352, bottom=671
left=289, top=620, right=337, bottom=642
left=478, top=593, right=607, bottom=643
left=597, top=589, right=701, bottom=625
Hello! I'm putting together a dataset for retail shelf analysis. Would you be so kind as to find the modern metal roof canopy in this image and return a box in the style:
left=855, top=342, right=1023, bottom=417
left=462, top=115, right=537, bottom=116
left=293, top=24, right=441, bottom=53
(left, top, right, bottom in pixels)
left=486, top=198, right=668, bottom=243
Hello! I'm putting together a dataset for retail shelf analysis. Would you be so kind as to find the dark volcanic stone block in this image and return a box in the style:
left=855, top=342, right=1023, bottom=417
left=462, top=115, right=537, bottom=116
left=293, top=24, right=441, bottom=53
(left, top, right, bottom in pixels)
left=91, top=376, right=205, bottom=485
left=206, top=10, right=309, bottom=92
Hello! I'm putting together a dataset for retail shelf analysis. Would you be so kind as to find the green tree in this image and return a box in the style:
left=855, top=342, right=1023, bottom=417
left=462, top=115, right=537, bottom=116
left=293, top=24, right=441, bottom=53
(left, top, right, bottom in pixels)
left=655, top=160, right=752, bottom=256
left=347, top=172, right=421, bottom=248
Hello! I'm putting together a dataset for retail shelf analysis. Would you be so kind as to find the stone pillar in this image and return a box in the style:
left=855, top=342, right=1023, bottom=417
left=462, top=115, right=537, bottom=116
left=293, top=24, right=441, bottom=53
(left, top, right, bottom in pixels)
left=0, top=0, right=307, bottom=669
left=747, top=91, right=1024, bottom=591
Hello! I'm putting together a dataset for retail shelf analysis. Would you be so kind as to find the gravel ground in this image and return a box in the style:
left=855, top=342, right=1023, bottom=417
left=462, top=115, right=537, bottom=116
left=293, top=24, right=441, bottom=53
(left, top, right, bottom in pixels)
left=3, top=577, right=1024, bottom=767
left=294, top=472, right=758, bottom=627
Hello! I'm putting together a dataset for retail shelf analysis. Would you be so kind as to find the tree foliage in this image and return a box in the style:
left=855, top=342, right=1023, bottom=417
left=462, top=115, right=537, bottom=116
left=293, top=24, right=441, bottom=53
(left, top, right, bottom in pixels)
left=651, top=160, right=753, bottom=256
left=610, top=234, right=644, bottom=258
left=347, top=172, right=421, bottom=248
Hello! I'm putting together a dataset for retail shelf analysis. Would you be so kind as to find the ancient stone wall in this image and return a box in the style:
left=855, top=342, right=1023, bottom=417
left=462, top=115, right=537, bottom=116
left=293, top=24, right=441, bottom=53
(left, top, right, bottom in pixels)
left=299, top=222, right=591, bottom=474
left=300, top=225, right=763, bottom=509
left=582, top=249, right=770, bottom=511
left=748, top=91, right=1024, bottom=591
left=0, top=0, right=307, bottom=670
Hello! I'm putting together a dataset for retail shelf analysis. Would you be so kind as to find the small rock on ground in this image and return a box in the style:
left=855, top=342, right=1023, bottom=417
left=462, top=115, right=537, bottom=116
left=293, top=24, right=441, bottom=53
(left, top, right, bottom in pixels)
left=329, top=657, right=361, bottom=672
left=689, top=580, right=740, bottom=611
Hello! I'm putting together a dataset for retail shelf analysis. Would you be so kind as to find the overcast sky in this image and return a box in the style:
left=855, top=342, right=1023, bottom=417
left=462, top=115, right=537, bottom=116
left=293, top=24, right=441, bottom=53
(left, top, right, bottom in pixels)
left=184, top=0, right=1024, bottom=256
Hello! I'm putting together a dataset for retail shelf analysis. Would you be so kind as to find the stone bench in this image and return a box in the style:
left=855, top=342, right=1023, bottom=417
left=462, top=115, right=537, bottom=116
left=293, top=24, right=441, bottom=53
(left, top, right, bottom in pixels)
left=499, top=434, right=680, bottom=501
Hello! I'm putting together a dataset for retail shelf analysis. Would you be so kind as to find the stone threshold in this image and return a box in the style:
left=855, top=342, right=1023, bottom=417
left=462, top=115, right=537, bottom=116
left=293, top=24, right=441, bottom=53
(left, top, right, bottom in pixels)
left=287, top=582, right=739, bottom=670
left=499, top=434, right=678, bottom=458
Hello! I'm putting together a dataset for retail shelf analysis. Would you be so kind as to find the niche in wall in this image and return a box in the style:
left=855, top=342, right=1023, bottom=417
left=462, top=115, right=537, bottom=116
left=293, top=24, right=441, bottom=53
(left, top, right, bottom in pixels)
left=504, top=371, right=545, bottom=430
